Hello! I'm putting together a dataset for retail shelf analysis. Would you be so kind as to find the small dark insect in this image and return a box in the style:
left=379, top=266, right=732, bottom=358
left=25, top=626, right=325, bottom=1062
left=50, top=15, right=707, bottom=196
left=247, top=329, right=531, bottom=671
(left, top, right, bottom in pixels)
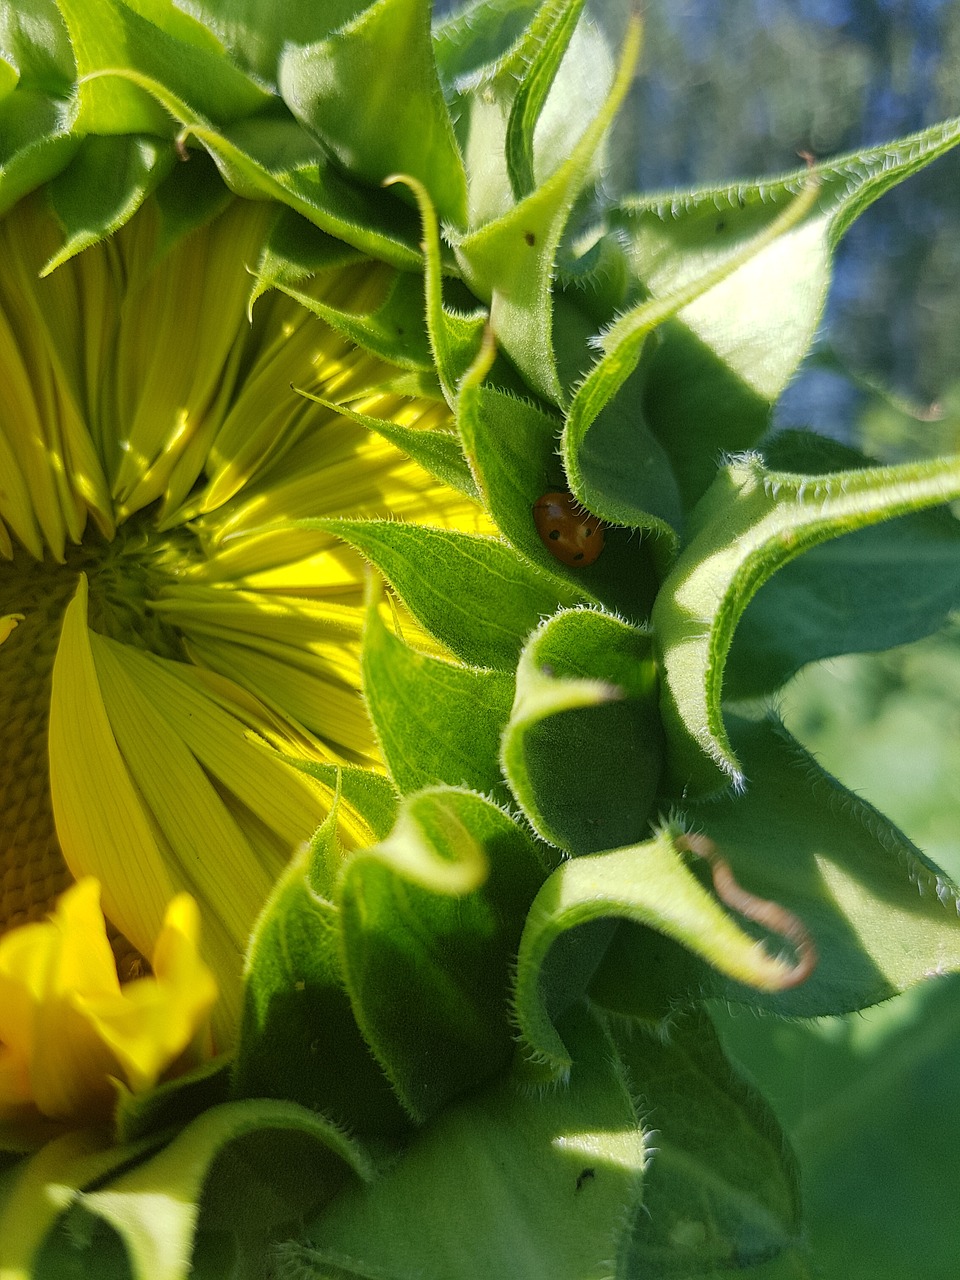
left=533, top=491, right=605, bottom=567
left=576, top=1167, right=596, bottom=1192
left=524, top=230, right=536, bottom=246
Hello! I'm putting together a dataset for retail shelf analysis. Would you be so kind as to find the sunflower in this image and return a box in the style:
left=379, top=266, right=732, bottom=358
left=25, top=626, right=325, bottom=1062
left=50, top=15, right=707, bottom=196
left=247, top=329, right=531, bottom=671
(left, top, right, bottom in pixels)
left=0, top=144, right=485, bottom=1111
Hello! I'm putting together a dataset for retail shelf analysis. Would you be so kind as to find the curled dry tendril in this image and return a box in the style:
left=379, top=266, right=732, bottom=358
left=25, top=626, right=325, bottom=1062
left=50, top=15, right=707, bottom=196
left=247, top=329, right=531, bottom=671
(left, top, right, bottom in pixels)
left=678, top=832, right=818, bottom=989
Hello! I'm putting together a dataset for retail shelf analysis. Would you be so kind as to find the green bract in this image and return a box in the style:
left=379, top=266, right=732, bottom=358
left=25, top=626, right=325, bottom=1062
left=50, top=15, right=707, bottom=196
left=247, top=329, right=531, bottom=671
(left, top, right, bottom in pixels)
left=2, top=1, right=959, bottom=1277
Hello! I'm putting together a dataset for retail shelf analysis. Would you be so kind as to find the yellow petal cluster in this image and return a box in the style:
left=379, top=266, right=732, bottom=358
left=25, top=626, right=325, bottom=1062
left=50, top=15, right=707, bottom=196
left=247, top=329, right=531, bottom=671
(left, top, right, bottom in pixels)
left=0, top=878, right=215, bottom=1124
left=0, top=180, right=487, bottom=1069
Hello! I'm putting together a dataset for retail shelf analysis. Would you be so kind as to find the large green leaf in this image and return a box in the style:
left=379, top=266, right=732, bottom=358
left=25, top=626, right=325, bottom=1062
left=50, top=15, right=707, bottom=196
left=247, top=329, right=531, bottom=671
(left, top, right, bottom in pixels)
left=613, top=1009, right=805, bottom=1278
left=290, top=1004, right=645, bottom=1280
left=716, top=974, right=960, bottom=1280
left=725, top=433, right=960, bottom=698
left=55, top=0, right=270, bottom=135
left=501, top=608, right=663, bottom=855
left=590, top=717, right=960, bottom=1020
left=654, top=450, right=960, bottom=798
left=338, top=787, right=546, bottom=1121
left=611, top=118, right=960, bottom=506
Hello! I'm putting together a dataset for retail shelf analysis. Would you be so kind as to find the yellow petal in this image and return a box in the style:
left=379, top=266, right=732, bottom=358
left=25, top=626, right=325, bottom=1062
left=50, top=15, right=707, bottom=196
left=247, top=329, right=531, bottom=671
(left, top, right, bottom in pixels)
left=77, top=894, right=216, bottom=1096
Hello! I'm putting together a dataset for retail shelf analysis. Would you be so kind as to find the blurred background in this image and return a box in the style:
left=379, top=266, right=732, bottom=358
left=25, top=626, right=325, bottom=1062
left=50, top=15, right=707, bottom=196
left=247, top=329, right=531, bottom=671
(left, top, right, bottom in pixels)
left=624, top=5, right=960, bottom=1276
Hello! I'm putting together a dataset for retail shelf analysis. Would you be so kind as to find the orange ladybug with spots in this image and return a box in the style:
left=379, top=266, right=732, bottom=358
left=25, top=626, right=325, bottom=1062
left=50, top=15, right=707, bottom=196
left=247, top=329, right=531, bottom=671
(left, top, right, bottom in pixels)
left=533, top=491, right=605, bottom=566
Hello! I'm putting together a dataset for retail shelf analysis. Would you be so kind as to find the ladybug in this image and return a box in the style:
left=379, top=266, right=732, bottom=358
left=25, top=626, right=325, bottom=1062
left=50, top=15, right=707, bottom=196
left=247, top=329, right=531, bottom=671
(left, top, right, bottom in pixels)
left=533, top=491, right=605, bottom=567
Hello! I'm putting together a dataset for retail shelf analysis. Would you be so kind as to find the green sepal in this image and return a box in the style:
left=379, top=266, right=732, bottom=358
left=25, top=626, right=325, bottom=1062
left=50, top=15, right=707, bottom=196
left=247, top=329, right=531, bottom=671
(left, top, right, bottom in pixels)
left=0, top=99, right=80, bottom=215
left=561, top=176, right=823, bottom=539
left=279, top=0, right=468, bottom=228
left=91, top=70, right=425, bottom=271
left=592, top=717, right=960, bottom=1020
left=513, top=826, right=805, bottom=1078
left=0, top=1128, right=165, bottom=1280
left=292, top=1004, right=646, bottom=1280
left=612, top=117, right=960, bottom=507
left=1, top=0, right=75, bottom=94
left=232, top=800, right=411, bottom=1142
left=612, top=1009, right=804, bottom=1277
left=311, top=518, right=581, bottom=669
left=0, top=53, right=18, bottom=100
left=363, top=598, right=515, bottom=801
left=114, top=1055, right=231, bottom=1146
left=249, top=204, right=366, bottom=302
left=726, top=433, right=960, bottom=697
left=149, top=147, right=234, bottom=259
left=286, top=758, right=399, bottom=842
left=503, top=0, right=588, bottom=202
left=42, top=133, right=175, bottom=272
left=502, top=608, right=663, bottom=855
left=389, top=173, right=488, bottom=405
left=178, top=0, right=369, bottom=88
left=452, top=17, right=641, bottom=405
left=281, top=266, right=436, bottom=373
left=457, top=376, right=661, bottom=619
left=654, top=450, right=960, bottom=798
left=300, top=392, right=478, bottom=499
left=55, top=0, right=271, bottom=136
left=73, top=1100, right=374, bottom=1280
left=338, top=786, right=545, bottom=1122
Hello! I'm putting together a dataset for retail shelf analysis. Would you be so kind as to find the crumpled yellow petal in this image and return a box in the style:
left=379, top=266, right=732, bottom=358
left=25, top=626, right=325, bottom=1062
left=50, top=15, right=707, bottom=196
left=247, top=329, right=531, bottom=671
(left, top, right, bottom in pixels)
left=0, top=878, right=215, bottom=1124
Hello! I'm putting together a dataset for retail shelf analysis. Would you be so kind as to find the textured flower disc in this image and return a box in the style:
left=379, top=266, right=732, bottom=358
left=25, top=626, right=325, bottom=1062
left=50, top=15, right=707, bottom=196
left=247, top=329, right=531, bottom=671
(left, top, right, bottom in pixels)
left=0, top=186, right=486, bottom=1039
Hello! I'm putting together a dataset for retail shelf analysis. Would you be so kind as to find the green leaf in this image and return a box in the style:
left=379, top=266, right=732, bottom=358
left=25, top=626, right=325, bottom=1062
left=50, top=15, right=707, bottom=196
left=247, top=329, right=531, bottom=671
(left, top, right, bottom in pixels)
left=0, top=93, right=80, bottom=215
left=457, top=378, right=661, bottom=619
left=514, top=827, right=805, bottom=1078
left=299, top=391, right=478, bottom=499
left=0, top=1130, right=161, bottom=1280
left=501, top=608, right=663, bottom=855
left=232, top=806, right=411, bottom=1142
left=178, top=0, right=368, bottom=87
left=504, top=0, right=587, bottom=201
left=291, top=1004, right=646, bottom=1280
left=611, top=117, right=960, bottom=506
left=77, top=1101, right=373, bottom=1280
left=0, top=0, right=75, bottom=94
left=115, top=1055, right=231, bottom=1145
left=363, top=599, right=515, bottom=801
left=592, top=717, right=960, bottom=1020
left=42, top=133, right=175, bottom=271
left=338, top=787, right=545, bottom=1121
left=312, top=518, right=580, bottom=669
left=56, top=0, right=271, bottom=136
left=284, top=758, right=399, bottom=843
left=562, top=176, right=823, bottom=540
left=726, top=434, right=960, bottom=698
left=279, top=0, right=468, bottom=228
left=653, top=450, right=960, bottom=798
left=613, top=1009, right=804, bottom=1277
left=388, top=172, right=487, bottom=404
left=717, top=975, right=960, bottom=1280
left=452, top=16, right=641, bottom=404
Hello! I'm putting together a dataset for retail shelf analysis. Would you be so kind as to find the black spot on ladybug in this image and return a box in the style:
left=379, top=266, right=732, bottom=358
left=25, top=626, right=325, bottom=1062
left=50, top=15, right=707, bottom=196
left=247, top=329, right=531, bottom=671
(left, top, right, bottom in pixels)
left=576, top=1167, right=595, bottom=1192
left=524, top=230, right=536, bottom=246
left=533, top=492, right=605, bottom=567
